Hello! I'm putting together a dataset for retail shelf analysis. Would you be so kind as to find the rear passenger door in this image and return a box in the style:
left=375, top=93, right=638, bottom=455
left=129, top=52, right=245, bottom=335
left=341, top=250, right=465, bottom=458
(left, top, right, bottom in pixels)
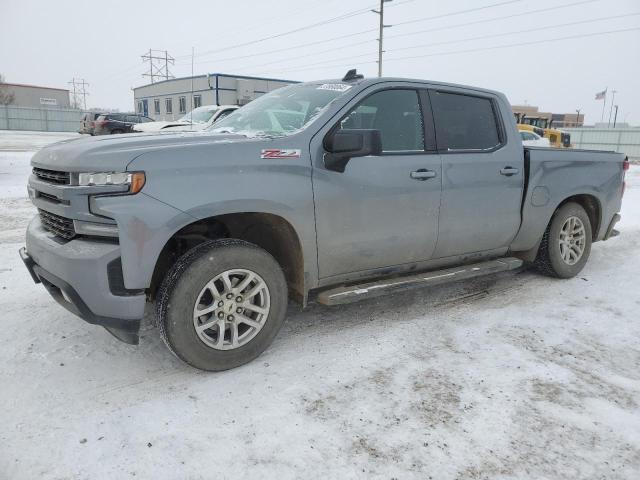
left=429, top=89, right=524, bottom=258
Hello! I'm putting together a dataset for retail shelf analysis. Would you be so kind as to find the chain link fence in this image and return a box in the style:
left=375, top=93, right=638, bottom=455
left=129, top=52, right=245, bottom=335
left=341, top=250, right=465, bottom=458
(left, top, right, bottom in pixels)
left=0, top=105, right=85, bottom=132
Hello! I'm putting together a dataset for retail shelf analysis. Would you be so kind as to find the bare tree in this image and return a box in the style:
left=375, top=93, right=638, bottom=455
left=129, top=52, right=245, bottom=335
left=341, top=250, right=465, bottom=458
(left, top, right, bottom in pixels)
left=0, top=74, right=15, bottom=106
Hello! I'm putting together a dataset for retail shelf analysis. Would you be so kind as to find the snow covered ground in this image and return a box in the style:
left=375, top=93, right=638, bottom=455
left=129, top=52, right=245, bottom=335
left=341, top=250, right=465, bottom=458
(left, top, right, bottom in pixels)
left=1, top=131, right=639, bottom=479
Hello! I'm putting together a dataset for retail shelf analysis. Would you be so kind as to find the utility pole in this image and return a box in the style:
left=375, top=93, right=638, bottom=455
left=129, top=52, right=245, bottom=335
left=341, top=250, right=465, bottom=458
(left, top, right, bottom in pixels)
left=613, top=105, right=619, bottom=127
left=575, top=108, right=581, bottom=127
left=141, top=50, right=175, bottom=83
left=608, top=89, right=617, bottom=127
left=68, top=78, right=89, bottom=110
left=371, top=0, right=393, bottom=77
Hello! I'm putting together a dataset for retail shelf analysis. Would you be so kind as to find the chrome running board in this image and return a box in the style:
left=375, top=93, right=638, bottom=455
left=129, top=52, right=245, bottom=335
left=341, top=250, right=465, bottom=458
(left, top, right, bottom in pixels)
left=316, top=257, right=523, bottom=306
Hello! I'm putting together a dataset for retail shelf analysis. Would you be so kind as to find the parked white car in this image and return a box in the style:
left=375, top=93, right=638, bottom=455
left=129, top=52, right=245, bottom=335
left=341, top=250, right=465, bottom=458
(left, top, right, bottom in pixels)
left=519, top=130, right=551, bottom=147
left=133, top=105, right=238, bottom=133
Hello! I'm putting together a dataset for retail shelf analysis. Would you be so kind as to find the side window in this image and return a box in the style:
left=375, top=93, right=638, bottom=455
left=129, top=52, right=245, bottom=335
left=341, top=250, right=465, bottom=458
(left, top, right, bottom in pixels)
left=430, top=91, right=501, bottom=151
left=523, top=132, right=536, bottom=141
left=339, top=89, right=424, bottom=152
left=215, top=109, right=235, bottom=122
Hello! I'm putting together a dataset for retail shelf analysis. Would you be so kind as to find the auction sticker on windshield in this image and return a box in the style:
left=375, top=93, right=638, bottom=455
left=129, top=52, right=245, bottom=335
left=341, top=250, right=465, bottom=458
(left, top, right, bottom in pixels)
left=261, top=149, right=302, bottom=159
left=317, top=84, right=352, bottom=92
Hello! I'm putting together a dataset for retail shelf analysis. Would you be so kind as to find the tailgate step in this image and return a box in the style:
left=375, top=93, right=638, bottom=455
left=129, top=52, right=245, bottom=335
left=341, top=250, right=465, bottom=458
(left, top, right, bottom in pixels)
left=316, top=257, right=523, bottom=306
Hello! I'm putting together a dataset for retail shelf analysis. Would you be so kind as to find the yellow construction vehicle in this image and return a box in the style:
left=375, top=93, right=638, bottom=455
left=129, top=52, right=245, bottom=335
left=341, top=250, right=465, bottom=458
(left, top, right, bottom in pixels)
left=514, top=113, right=571, bottom=148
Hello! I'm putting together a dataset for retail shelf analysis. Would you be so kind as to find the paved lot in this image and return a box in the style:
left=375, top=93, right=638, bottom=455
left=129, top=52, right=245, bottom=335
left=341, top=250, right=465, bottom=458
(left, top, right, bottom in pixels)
left=1, top=131, right=639, bottom=479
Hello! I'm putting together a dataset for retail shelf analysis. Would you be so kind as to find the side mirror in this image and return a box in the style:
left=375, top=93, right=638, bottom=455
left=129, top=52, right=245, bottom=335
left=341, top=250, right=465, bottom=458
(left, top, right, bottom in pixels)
left=323, top=129, right=382, bottom=172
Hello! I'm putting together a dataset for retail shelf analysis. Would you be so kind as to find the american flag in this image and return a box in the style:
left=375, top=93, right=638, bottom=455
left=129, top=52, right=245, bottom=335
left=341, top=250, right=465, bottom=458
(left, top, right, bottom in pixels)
left=595, top=89, right=606, bottom=100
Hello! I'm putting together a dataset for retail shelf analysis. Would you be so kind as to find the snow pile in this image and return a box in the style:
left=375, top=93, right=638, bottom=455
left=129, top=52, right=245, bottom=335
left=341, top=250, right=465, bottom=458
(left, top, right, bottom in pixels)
left=0, top=131, right=639, bottom=479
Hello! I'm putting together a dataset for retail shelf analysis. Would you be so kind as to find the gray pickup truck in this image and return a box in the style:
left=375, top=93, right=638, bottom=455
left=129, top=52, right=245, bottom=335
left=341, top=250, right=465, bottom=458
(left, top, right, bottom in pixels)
left=20, top=70, right=628, bottom=371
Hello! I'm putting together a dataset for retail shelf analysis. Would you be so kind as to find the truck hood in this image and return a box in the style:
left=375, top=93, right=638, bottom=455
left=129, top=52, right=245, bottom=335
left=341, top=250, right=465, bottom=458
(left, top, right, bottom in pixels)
left=30, top=131, right=248, bottom=172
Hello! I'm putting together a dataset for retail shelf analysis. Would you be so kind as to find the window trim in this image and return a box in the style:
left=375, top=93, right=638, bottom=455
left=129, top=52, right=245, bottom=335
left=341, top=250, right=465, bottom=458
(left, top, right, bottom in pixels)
left=153, top=98, right=161, bottom=115
left=165, top=97, right=173, bottom=114
left=178, top=96, right=187, bottom=114
left=193, top=94, right=202, bottom=109
left=325, top=86, right=434, bottom=156
left=427, top=89, right=506, bottom=155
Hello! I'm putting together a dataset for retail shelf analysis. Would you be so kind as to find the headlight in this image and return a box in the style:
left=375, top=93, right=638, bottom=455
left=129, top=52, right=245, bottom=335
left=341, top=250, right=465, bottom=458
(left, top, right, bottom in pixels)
left=77, top=171, right=145, bottom=194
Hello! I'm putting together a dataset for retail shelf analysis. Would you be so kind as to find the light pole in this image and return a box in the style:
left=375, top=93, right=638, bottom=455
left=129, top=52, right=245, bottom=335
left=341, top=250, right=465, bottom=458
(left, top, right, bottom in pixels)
left=575, top=108, right=581, bottom=127
left=613, top=105, right=619, bottom=127
left=371, top=0, right=393, bottom=77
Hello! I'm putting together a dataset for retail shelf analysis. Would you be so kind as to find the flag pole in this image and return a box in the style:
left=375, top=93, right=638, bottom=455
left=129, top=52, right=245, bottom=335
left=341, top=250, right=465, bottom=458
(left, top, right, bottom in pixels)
left=600, top=87, right=607, bottom=123
left=608, top=90, right=617, bottom=127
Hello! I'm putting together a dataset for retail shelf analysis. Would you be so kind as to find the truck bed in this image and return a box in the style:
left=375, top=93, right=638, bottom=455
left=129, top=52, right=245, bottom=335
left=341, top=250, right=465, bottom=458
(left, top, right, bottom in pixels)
left=510, top=147, right=626, bottom=253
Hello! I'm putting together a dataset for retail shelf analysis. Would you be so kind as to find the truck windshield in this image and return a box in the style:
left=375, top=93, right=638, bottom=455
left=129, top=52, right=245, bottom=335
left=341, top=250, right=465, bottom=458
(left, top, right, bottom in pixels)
left=209, top=83, right=351, bottom=137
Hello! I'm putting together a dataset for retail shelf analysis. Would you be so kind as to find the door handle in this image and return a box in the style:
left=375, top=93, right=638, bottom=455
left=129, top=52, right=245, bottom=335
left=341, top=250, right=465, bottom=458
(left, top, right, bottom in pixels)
left=500, top=166, right=519, bottom=176
left=410, top=169, right=437, bottom=181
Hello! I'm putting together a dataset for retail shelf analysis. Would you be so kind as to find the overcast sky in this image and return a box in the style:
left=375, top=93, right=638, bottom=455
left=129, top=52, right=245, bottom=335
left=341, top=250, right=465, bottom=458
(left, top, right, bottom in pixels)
left=1, top=0, right=639, bottom=124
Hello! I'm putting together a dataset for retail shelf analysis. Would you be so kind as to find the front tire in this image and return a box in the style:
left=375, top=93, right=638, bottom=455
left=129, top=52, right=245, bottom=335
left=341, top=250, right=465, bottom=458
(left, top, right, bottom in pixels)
left=157, top=239, right=288, bottom=371
left=535, top=202, right=592, bottom=278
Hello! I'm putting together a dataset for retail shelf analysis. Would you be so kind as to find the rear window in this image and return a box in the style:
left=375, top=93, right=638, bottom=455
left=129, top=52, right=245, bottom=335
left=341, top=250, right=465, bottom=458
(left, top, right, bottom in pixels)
left=430, top=91, right=501, bottom=151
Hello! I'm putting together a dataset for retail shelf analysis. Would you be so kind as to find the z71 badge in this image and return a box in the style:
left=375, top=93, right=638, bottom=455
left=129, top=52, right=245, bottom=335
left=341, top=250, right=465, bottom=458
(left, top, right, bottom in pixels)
left=261, top=149, right=302, bottom=159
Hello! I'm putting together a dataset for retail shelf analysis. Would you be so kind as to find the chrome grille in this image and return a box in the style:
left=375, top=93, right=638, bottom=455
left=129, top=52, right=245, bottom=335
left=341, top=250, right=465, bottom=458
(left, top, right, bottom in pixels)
left=38, top=209, right=76, bottom=240
left=33, top=168, right=70, bottom=185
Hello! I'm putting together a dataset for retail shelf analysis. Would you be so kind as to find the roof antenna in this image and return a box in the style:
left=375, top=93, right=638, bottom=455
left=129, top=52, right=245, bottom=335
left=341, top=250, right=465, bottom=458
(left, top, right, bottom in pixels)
left=342, top=69, right=364, bottom=82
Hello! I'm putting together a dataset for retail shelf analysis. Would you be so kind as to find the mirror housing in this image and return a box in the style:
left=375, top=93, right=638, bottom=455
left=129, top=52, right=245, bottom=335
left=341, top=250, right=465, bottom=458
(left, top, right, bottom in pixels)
left=323, top=129, right=382, bottom=172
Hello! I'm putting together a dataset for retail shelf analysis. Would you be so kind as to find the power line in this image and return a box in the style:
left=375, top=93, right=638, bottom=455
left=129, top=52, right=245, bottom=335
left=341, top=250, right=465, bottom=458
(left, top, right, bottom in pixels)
left=184, top=4, right=378, bottom=60
left=382, top=12, right=640, bottom=56
left=176, top=29, right=377, bottom=67
left=203, top=0, right=595, bottom=75
left=386, top=26, right=640, bottom=63
left=180, top=0, right=417, bottom=61
left=393, top=0, right=525, bottom=27
left=253, top=26, right=639, bottom=75
left=384, top=0, right=599, bottom=42
left=246, top=12, right=638, bottom=75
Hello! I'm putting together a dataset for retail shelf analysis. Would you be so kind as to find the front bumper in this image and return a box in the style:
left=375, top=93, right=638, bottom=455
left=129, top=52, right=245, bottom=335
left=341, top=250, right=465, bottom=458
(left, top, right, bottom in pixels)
left=21, top=216, right=146, bottom=344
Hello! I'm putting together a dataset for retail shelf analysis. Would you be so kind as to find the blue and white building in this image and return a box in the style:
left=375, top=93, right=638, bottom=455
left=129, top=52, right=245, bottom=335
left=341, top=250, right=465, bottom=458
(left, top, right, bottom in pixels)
left=133, top=73, right=298, bottom=121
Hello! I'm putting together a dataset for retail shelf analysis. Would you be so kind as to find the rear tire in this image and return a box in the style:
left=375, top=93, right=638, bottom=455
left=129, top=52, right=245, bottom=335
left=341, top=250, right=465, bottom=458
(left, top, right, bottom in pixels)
left=156, top=239, right=288, bottom=371
left=534, top=202, right=592, bottom=278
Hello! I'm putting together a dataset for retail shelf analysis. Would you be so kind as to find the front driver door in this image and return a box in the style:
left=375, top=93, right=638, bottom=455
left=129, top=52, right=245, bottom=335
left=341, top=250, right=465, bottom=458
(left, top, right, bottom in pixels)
left=312, top=87, right=442, bottom=281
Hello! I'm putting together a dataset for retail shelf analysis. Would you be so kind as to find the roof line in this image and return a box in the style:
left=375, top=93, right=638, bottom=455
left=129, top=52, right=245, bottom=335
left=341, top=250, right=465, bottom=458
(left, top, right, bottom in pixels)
left=0, top=82, right=69, bottom=92
left=133, top=73, right=300, bottom=90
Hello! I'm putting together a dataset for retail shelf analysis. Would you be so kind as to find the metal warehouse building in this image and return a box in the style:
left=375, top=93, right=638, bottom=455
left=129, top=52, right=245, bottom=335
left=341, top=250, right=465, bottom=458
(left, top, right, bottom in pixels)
left=0, top=83, right=71, bottom=108
left=132, top=73, right=298, bottom=121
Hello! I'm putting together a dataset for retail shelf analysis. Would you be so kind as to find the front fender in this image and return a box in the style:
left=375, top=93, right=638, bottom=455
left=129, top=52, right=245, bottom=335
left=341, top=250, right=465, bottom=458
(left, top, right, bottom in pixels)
left=91, top=193, right=195, bottom=290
